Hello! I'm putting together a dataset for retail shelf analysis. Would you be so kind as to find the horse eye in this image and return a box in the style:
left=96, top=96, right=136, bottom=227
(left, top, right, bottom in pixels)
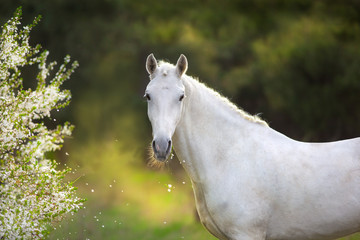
left=144, top=93, right=151, bottom=101
left=179, top=94, right=185, bottom=101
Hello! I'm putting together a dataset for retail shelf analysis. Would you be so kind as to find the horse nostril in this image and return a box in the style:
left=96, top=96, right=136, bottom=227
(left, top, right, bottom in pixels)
left=152, top=140, right=157, bottom=151
left=167, top=140, right=172, bottom=153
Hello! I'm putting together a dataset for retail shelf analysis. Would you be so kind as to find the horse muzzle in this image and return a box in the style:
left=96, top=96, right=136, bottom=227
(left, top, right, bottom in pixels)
left=152, top=137, right=172, bottom=161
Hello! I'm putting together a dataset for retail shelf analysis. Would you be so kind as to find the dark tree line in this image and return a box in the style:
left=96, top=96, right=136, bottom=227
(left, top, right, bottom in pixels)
left=1, top=0, right=360, bottom=148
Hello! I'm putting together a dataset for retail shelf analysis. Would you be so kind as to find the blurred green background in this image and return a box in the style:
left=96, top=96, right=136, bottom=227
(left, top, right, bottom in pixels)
left=1, top=0, right=360, bottom=239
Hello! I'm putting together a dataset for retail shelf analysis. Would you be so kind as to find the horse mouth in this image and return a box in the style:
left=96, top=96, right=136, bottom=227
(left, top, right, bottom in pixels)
left=154, top=154, right=168, bottom=162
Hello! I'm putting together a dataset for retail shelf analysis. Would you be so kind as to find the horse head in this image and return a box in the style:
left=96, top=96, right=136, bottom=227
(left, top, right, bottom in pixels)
left=145, top=54, right=188, bottom=161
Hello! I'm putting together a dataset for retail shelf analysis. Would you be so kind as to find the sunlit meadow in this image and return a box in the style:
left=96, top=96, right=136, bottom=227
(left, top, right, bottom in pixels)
left=49, top=140, right=217, bottom=240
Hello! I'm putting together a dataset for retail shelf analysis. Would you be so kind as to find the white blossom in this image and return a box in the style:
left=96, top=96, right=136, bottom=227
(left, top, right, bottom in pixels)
left=0, top=8, right=84, bottom=240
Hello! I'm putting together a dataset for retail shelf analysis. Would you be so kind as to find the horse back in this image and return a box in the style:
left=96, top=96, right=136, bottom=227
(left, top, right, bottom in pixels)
left=266, top=135, right=360, bottom=240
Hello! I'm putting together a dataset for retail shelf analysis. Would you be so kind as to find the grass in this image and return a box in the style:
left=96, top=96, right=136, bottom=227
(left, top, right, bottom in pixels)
left=49, top=139, right=217, bottom=239
left=49, top=201, right=217, bottom=240
left=339, top=234, right=360, bottom=240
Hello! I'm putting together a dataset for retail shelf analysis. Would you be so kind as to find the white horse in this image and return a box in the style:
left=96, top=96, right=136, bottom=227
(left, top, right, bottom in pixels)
left=144, top=53, right=360, bottom=240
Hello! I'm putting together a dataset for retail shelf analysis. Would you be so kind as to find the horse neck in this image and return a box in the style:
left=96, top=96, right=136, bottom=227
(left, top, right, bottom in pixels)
left=172, top=76, right=265, bottom=182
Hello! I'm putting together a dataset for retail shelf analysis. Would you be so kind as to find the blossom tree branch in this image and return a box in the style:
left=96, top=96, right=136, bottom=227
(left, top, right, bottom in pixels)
left=0, top=7, right=84, bottom=239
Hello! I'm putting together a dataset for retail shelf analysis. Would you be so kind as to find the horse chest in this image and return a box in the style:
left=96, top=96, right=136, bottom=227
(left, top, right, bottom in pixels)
left=192, top=183, right=231, bottom=240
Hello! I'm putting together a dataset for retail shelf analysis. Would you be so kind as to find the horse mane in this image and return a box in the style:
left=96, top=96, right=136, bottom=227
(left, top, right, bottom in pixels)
left=157, top=61, right=268, bottom=127
left=193, top=77, right=268, bottom=126
left=187, top=75, right=268, bottom=126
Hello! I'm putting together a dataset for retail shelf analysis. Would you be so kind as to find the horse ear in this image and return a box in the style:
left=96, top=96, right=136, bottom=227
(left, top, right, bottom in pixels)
left=146, top=53, right=158, bottom=75
left=176, top=54, right=188, bottom=77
